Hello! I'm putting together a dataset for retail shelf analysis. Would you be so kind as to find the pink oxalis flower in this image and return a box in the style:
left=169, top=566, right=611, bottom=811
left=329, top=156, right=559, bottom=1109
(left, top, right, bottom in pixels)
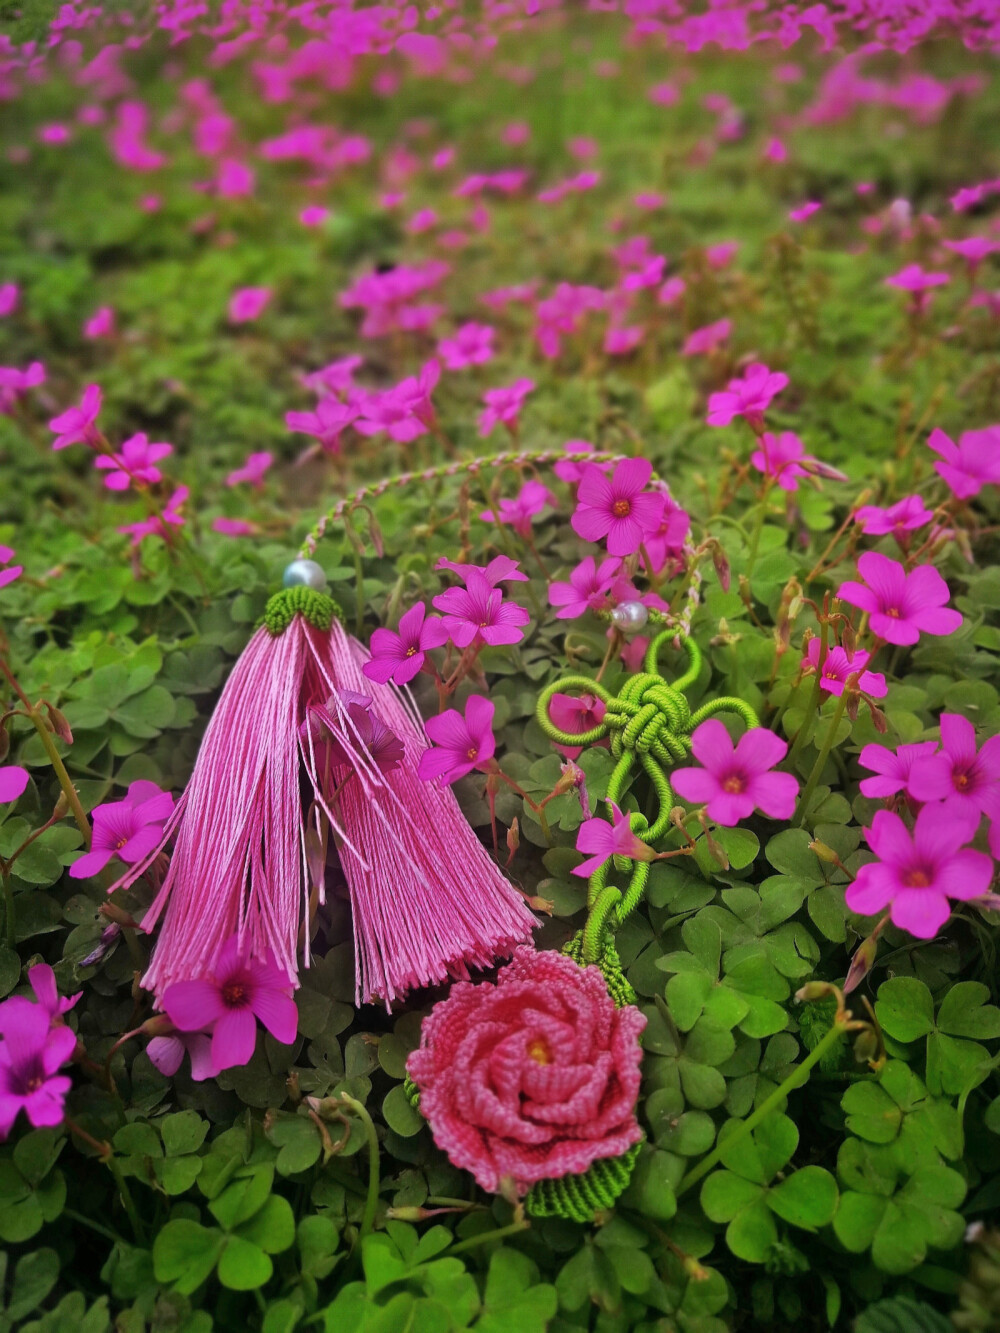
left=707, top=363, right=789, bottom=429
left=548, top=555, right=621, bottom=620
left=285, top=398, right=358, bottom=455
left=857, top=741, right=940, bottom=799
left=161, top=935, right=298, bottom=1073
left=854, top=495, right=933, bottom=540
left=803, top=641, right=887, bottom=698
left=573, top=802, right=654, bottom=878
left=118, top=486, right=189, bottom=548
left=228, top=286, right=272, bottom=323
left=432, top=571, right=530, bottom=647
left=0, top=545, right=23, bottom=592
left=750, top=432, right=814, bottom=491
left=70, top=780, right=175, bottom=880
left=94, top=432, right=173, bottom=491
left=927, top=425, right=1000, bottom=499
left=226, top=451, right=272, bottom=488
left=846, top=805, right=992, bottom=938
left=480, top=480, right=555, bottom=539
left=437, top=322, right=494, bottom=369
left=418, top=695, right=496, bottom=784
left=836, top=552, right=962, bottom=646
left=906, top=714, right=1000, bottom=821
left=362, top=602, right=449, bottom=686
left=477, top=378, right=534, bottom=437
left=406, top=947, right=645, bottom=1194
left=49, top=384, right=102, bottom=450
left=0, top=1000, right=77, bottom=1140
left=570, top=458, right=665, bottom=558
left=671, top=721, right=799, bottom=825
left=0, top=766, right=30, bottom=803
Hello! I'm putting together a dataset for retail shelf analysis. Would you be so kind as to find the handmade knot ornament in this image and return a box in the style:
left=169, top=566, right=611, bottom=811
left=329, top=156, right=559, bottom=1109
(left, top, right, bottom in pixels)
left=536, top=628, right=759, bottom=966
left=112, top=559, right=535, bottom=1007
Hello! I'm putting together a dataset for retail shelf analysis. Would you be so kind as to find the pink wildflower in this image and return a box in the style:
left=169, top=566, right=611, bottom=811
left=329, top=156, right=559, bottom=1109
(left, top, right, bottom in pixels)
left=438, top=322, right=494, bottom=370
left=885, top=263, right=950, bottom=294
left=303, top=692, right=404, bottom=777
left=641, top=491, right=691, bottom=576
left=682, top=319, right=731, bottom=357
left=418, top=695, right=496, bottom=784
left=226, top=451, right=272, bottom=488
left=301, top=355, right=363, bottom=396
left=228, top=286, right=272, bottom=324
left=857, top=741, right=939, bottom=799
left=0, top=362, right=44, bottom=415
left=942, top=237, right=998, bottom=273
left=70, top=780, right=175, bottom=880
left=570, top=458, right=665, bottom=558
left=299, top=206, right=329, bottom=227
left=705, top=242, right=739, bottom=268
left=286, top=398, right=358, bottom=455
left=363, top=603, right=449, bottom=686
left=0, top=283, right=18, bottom=317
left=846, top=805, right=991, bottom=938
left=433, top=571, right=530, bottom=648
left=671, top=721, right=798, bottom=825
left=161, top=935, right=298, bottom=1073
left=548, top=555, right=621, bottom=620
left=478, top=378, right=534, bottom=437
left=0, top=546, right=23, bottom=592
left=854, top=495, right=933, bottom=541
left=118, top=486, right=188, bottom=549
left=406, top=946, right=645, bottom=1195
left=481, top=480, right=555, bottom=539
left=707, top=363, right=789, bottom=430
left=18, top=964, right=79, bottom=1022
left=84, top=306, right=115, bottom=339
left=94, top=432, right=173, bottom=491
left=548, top=693, right=607, bottom=760
left=906, top=714, right=1000, bottom=821
left=927, top=425, right=1000, bottom=499
left=148, top=1030, right=214, bottom=1081
left=605, top=325, right=644, bottom=356
left=802, top=641, right=886, bottom=698
left=49, top=383, right=102, bottom=450
left=0, top=1004, right=76, bottom=1140
left=658, top=277, right=686, bottom=306
left=573, top=802, right=655, bottom=878
left=554, top=440, right=608, bottom=485
left=355, top=362, right=440, bottom=443
left=764, top=137, right=787, bottom=162
left=0, top=766, right=30, bottom=803
left=789, top=201, right=822, bottom=222
left=213, top=519, right=255, bottom=537
left=435, top=555, right=528, bottom=586
left=836, top=552, right=962, bottom=646
left=750, top=431, right=813, bottom=491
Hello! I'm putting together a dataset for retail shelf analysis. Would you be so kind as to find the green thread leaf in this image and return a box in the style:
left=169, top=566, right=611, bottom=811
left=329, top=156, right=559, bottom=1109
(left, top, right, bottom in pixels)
left=262, top=587, right=341, bottom=635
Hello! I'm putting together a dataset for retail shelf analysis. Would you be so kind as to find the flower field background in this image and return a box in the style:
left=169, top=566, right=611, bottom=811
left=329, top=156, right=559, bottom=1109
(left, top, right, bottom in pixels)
left=1, top=1, right=1000, bottom=1330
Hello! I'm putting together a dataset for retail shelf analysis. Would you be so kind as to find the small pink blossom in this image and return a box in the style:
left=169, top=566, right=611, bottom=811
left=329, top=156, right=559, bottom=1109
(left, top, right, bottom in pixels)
left=148, top=1030, right=215, bottom=1081
left=707, top=363, right=789, bottom=429
left=0, top=363, right=44, bottom=415
left=301, top=355, right=363, bottom=396
left=570, top=458, right=664, bottom=558
left=228, top=286, right=272, bottom=324
left=162, top=934, right=298, bottom=1073
left=549, top=693, right=607, bottom=760
left=299, top=206, right=329, bottom=227
left=927, top=425, right=1000, bottom=499
left=658, top=277, right=686, bottom=306
left=355, top=361, right=440, bottom=443
left=854, top=495, right=933, bottom=541
left=885, top=264, right=951, bottom=293
left=94, top=432, right=173, bottom=491
left=433, top=571, right=531, bottom=648
left=789, top=201, right=822, bottom=222
left=418, top=695, right=496, bottom=784
left=437, top=321, right=494, bottom=370
left=573, top=802, right=654, bottom=878
left=604, top=324, right=644, bottom=356
left=213, top=518, right=255, bottom=536
left=435, top=555, right=528, bottom=586
left=548, top=555, right=621, bottom=620
left=836, top=552, right=962, bottom=646
left=83, top=306, right=115, bottom=339
left=478, top=378, right=535, bottom=437
left=682, top=319, right=731, bottom=357
left=118, top=486, right=188, bottom=549
left=802, top=641, right=886, bottom=699
left=0, top=766, right=30, bottom=803
left=553, top=440, right=609, bottom=485
left=0, top=546, right=23, bottom=593
left=641, top=491, right=691, bottom=576
left=907, top=714, right=1000, bottom=822
left=49, top=383, right=102, bottom=450
left=763, top=137, right=787, bottom=162
left=0, top=283, right=19, bottom=317
left=363, top=602, right=449, bottom=686
left=858, top=741, right=939, bottom=799
left=303, top=691, right=404, bottom=776
left=671, top=721, right=798, bottom=825
left=705, top=242, right=739, bottom=268
left=70, top=780, right=174, bottom=880
left=226, top=451, right=272, bottom=488
left=847, top=805, right=991, bottom=938
left=750, top=431, right=811, bottom=490
left=942, top=236, right=998, bottom=271
left=481, top=480, right=555, bottom=539
left=286, top=397, right=358, bottom=455
left=0, top=1002, right=76, bottom=1140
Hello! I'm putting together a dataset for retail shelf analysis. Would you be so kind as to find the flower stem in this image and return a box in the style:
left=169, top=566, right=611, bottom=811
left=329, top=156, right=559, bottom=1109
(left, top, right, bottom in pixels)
left=339, top=1094, right=380, bottom=1237
left=445, top=1218, right=530, bottom=1255
left=677, top=1019, right=847, bottom=1198
left=1, top=863, right=14, bottom=946
left=744, top=479, right=773, bottom=584
left=792, top=689, right=849, bottom=827
left=26, top=705, right=92, bottom=847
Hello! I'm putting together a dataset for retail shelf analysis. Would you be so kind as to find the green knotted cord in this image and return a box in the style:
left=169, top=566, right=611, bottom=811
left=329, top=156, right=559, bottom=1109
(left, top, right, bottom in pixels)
left=535, top=629, right=760, bottom=965
left=262, top=586, right=342, bottom=634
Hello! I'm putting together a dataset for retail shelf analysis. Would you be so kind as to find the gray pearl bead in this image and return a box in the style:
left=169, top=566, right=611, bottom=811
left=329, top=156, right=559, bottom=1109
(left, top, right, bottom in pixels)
left=282, top=559, right=328, bottom=591
left=611, top=600, right=649, bottom=635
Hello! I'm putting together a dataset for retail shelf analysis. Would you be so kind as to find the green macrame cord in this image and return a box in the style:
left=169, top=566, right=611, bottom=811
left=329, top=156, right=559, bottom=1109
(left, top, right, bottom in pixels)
left=525, top=1143, right=643, bottom=1224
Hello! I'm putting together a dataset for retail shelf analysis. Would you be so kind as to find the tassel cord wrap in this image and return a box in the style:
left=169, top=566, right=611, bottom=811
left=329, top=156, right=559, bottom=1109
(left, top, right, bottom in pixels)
left=535, top=630, right=759, bottom=966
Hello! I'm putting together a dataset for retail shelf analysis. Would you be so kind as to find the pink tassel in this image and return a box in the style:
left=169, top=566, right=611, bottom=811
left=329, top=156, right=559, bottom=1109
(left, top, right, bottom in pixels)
left=115, top=579, right=534, bottom=1007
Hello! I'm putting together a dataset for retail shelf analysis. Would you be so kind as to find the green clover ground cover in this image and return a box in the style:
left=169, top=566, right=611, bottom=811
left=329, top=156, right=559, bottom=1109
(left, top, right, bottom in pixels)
left=1, top=2, right=1000, bottom=1330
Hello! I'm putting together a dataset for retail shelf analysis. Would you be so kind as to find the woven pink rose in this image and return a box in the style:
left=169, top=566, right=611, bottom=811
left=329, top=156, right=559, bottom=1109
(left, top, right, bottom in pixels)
left=407, top=946, right=645, bottom=1195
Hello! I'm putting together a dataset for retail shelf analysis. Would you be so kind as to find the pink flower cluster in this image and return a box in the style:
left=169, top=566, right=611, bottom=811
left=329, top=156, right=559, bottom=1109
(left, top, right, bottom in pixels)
left=0, top=965, right=80, bottom=1140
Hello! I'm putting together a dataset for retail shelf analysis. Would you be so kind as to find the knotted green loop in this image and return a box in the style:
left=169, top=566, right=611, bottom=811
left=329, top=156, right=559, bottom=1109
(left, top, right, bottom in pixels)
left=262, top=586, right=342, bottom=635
left=525, top=1142, right=643, bottom=1223
left=535, top=631, right=762, bottom=964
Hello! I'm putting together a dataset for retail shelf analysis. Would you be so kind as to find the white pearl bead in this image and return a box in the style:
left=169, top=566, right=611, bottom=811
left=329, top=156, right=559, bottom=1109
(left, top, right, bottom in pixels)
left=611, top=601, right=649, bottom=635
left=283, top=559, right=328, bottom=591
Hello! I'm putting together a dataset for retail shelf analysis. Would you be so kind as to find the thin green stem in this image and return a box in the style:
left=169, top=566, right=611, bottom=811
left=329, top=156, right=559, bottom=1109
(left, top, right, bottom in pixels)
left=677, top=1019, right=847, bottom=1197
left=744, top=479, right=774, bottom=584
left=103, top=1151, right=144, bottom=1241
left=27, top=707, right=92, bottom=847
left=340, top=1094, right=380, bottom=1237
left=446, top=1218, right=530, bottom=1255
left=1, top=863, right=14, bottom=946
left=793, top=689, right=849, bottom=827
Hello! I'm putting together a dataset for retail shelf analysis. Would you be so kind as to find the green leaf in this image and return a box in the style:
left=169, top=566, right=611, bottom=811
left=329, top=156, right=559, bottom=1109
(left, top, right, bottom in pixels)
left=217, top=1236, right=273, bottom=1291
left=701, top=1170, right=762, bottom=1222
left=159, top=1110, right=209, bottom=1157
left=7, top=1249, right=61, bottom=1321
left=725, top=1197, right=779, bottom=1263
left=478, top=1249, right=557, bottom=1333
left=382, top=1084, right=426, bottom=1138
left=875, top=977, right=935, bottom=1042
left=853, top=1296, right=953, bottom=1333
left=767, top=1166, right=838, bottom=1228
left=714, top=826, right=760, bottom=869
left=262, top=1300, right=303, bottom=1333
left=267, top=1116, right=323, bottom=1176
left=936, top=981, right=1000, bottom=1039
left=208, top=1164, right=275, bottom=1230
left=619, top=1147, right=677, bottom=1223
left=236, top=1195, right=296, bottom=1254
left=152, top=1219, right=225, bottom=1295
